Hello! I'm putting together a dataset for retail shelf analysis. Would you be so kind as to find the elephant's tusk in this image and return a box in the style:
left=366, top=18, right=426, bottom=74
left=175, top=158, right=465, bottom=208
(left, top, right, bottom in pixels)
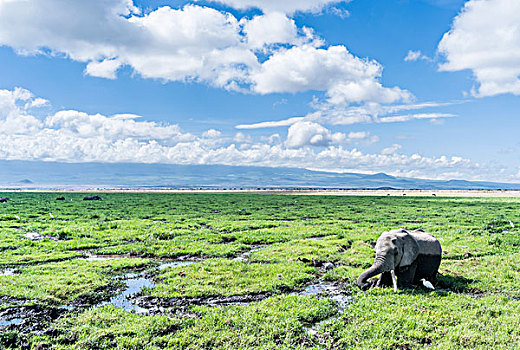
left=390, top=269, right=397, bottom=292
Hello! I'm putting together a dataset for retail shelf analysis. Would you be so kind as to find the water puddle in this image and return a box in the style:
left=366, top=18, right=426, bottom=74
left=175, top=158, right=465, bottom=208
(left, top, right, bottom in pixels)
left=0, top=268, right=15, bottom=276
left=0, top=318, right=23, bottom=327
left=294, top=281, right=353, bottom=310
left=294, top=280, right=353, bottom=337
left=296, top=282, right=339, bottom=296
left=83, top=253, right=125, bottom=261
left=58, top=305, right=74, bottom=311
left=233, top=246, right=267, bottom=261
left=0, top=260, right=202, bottom=327
left=100, top=260, right=198, bottom=313
left=158, top=261, right=196, bottom=270
left=307, top=236, right=325, bottom=241
left=24, top=232, right=58, bottom=241
left=102, top=273, right=153, bottom=313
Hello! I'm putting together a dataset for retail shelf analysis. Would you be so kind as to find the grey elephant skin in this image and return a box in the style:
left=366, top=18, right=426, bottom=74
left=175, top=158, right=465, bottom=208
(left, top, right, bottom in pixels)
left=357, top=229, right=442, bottom=290
left=83, top=195, right=102, bottom=201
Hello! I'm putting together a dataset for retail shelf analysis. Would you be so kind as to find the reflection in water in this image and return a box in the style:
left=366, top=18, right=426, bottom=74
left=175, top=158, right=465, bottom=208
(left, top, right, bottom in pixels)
left=103, top=261, right=197, bottom=313
left=103, top=274, right=154, bottom=313
left=0, top=318, right=23, bottom=327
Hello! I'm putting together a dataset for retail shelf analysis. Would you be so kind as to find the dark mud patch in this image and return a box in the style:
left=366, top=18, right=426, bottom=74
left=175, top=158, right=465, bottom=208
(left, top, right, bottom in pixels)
left=199, top=223, right=214, bottom=231
left=69, top=283, right=123, bottom=308
left=436, top=274, right=479, bottom=293
left=3, top=255, right=88, bottom=268
left=233, top=245, right=268, bottom=261
left=0, top=260, right=204, bottom=344
left=296, top=258, right=337, bottom=271
left=0, top=296, right=37, bottom=308
left=0, top=305, right=70, bottom=350
left=133, top=291, right=274, bottom=314
left=0, top=304, right=67, bottom=333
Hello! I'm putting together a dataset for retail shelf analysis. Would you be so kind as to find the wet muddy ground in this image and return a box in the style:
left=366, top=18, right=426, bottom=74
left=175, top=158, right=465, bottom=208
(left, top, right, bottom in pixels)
left=2, top=193, right=520, bottom=349
left=0, top=250, right=351, bottom=346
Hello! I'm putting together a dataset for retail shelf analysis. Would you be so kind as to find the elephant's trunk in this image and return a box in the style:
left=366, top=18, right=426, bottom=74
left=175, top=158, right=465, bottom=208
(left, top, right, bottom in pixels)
left=357, top=256, right=386, bottom=290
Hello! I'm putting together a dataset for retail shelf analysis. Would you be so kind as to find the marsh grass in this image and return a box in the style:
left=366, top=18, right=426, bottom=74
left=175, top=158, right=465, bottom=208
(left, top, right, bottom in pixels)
left=0, top=258, right=151, bottom=305
left=147, top=259, right=316, bottom=298
left=1, top=193, right=520, bottom=349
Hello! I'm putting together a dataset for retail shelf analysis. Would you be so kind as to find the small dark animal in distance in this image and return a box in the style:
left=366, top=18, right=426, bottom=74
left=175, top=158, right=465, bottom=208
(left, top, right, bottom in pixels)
left=56, top=197, right=66, bottom=201
left=83, top=195, right=102, bottom=201
left=0, top=197, right=9, bottom=203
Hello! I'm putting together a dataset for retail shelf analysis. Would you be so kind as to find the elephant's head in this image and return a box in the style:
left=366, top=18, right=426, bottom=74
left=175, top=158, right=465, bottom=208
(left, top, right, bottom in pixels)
left=357, top=229, right=419, bottom=290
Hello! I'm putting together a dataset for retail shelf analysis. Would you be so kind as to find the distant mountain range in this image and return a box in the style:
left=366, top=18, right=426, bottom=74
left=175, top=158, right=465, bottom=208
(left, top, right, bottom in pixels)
left=1, top=160, right=520, bottom=190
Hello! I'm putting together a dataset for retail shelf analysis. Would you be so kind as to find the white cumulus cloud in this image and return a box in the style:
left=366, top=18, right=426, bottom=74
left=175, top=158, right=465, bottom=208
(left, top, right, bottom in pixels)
left=241, top=12, right=298, bottom=49
left=404, top=50, right=431, bottom=62
left=285, top=121, right=346, bottom=148
left=252, top=45, right=412, bottom=105
left=202, top=129, right=222, bottom=138
left=2, top=87, right=510, bottom=182
left=203, top=0, right=347, bottom=14
left=381, top=144, right=402, bottom=155
left=0, top=0, right=408, bottom=105
left=438, top=0, right=520, bottom=97
left=347, top=131, right=379, bottom=145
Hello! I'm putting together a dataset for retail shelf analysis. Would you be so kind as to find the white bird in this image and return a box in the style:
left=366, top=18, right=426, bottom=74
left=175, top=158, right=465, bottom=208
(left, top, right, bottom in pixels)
left=420, top=279, right=435, bottom=290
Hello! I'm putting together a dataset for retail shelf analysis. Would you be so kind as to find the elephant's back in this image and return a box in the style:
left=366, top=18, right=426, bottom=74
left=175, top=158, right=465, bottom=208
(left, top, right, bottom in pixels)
left=411, top=230, right=442, bottom=256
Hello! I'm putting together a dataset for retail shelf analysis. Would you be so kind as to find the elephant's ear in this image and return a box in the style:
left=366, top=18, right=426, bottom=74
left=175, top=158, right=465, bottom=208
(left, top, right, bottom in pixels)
left=400, top=233, right=420, bottom=267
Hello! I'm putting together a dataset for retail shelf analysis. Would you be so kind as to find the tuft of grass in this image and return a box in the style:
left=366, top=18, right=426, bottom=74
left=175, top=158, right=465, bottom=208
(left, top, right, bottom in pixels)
left=35, top=295, right=337, bottom=350
left=317, top=291, right=520, bottom=349
left=147, top=259, right=317, bottom=298
left=0, top=258, right=151, bottom=305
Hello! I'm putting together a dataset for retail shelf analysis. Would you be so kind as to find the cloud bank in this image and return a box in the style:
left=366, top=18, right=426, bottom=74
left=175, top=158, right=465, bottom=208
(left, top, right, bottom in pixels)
left=203, top=0, right=347, bottom=14
left=0, top=0, right=407, bottom=105
left=0, top=87, right=513, bottom=182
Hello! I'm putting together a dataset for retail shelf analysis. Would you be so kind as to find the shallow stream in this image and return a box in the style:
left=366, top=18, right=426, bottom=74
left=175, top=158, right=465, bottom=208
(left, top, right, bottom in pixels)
left=102, top=260, right=197, bottom=313
left=0, top=260, right=198, bottom=327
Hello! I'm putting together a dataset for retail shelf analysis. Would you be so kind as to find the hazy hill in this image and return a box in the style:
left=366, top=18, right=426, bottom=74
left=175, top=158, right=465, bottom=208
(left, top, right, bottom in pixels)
left=1, top=160, right=520, bottom=190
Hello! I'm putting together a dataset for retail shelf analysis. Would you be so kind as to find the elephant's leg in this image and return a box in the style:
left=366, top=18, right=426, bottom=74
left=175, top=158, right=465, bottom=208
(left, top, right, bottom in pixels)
left=413, top=254, right=442, bottom=284
left=377, top=271, right=393, bottom=287
left=397, top=264, right=417, bottom=288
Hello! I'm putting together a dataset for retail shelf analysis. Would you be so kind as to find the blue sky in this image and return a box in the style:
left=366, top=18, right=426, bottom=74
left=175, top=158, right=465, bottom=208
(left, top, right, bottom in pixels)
left=0, top=0, right=519, bottom=181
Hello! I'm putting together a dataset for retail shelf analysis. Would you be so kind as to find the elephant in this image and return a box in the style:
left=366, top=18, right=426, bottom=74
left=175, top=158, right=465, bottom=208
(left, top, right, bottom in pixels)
left=83, top=195, right=102, bottom=201
left=357, top=229, right=442, bottom=291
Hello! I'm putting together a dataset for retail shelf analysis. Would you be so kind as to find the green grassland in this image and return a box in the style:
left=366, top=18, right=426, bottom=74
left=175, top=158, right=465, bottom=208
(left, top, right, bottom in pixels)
left=0, top=192, right=519, bottom=349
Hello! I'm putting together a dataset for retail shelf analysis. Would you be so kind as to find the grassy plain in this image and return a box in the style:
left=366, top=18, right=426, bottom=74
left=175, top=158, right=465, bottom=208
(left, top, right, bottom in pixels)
left=0, top=192, right=519, bottom=349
